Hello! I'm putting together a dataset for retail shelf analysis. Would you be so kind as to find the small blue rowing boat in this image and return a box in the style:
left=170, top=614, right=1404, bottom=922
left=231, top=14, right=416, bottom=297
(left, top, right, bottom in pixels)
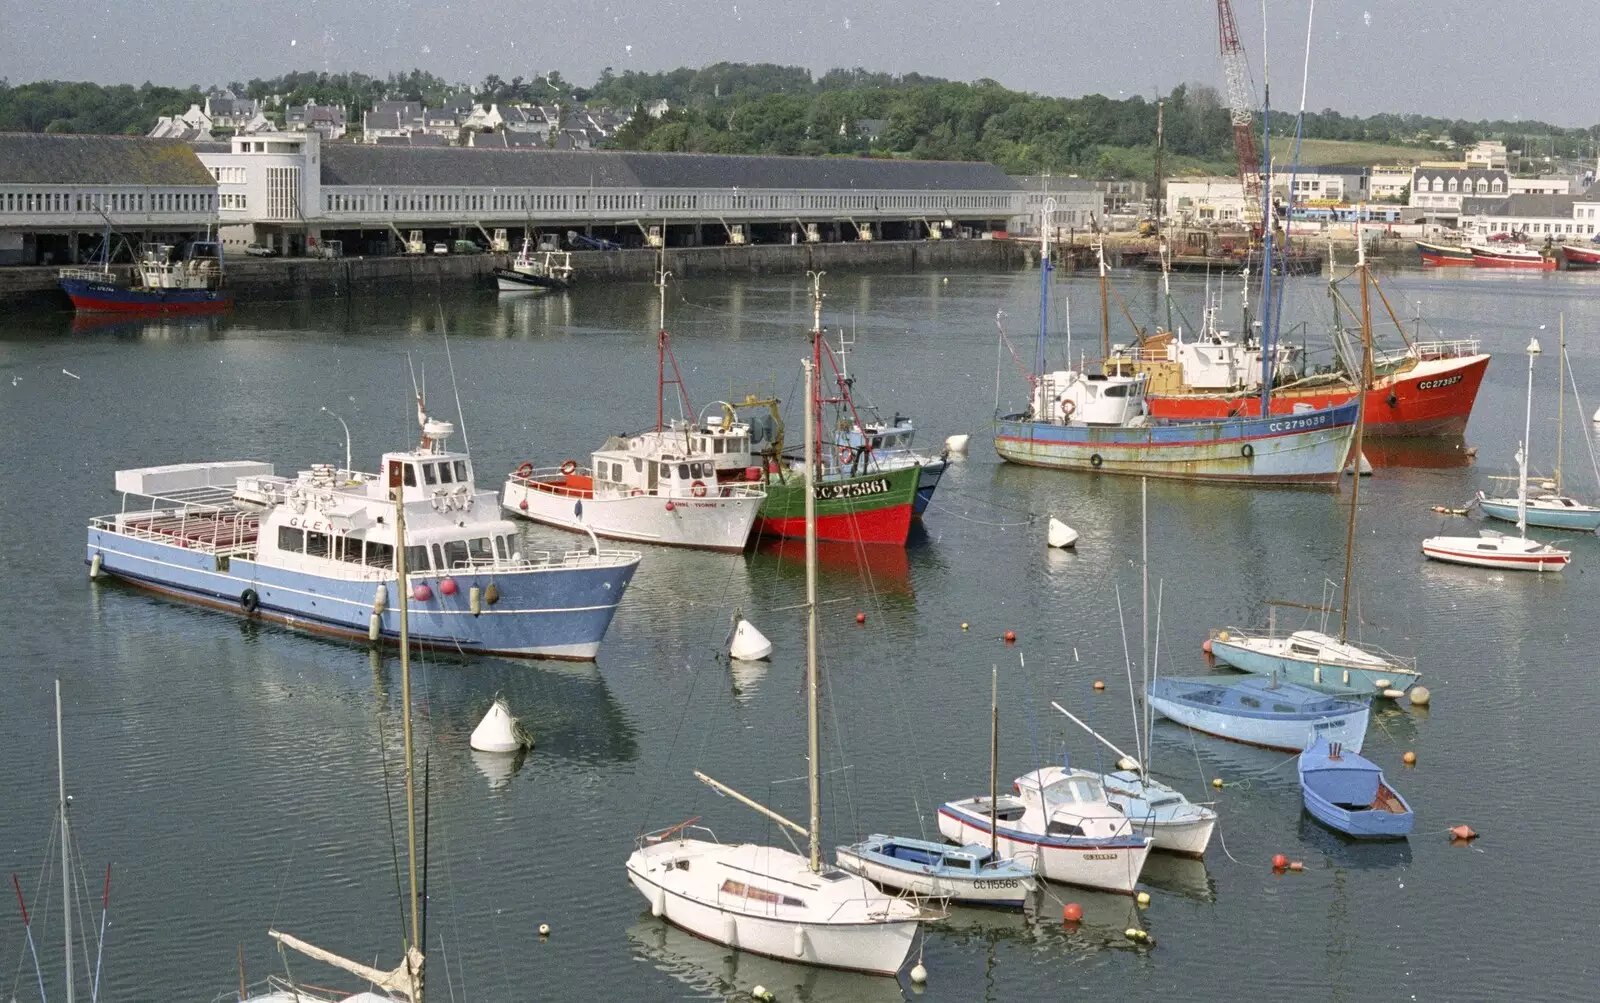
left=1148, top=676, right=1371, bottom=753
left=835, top=834, right=1036, bottom=908
left=1298, top=738, right=1414, bottom=839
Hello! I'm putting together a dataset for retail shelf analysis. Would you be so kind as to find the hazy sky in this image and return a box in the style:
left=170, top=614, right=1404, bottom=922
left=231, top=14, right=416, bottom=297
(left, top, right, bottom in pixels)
left=1, top=0, right=1591, bottom=127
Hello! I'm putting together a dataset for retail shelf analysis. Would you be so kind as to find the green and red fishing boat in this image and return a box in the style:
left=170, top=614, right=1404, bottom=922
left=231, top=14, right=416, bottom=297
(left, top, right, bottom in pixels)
left=754, top=462, right=920, bottom=545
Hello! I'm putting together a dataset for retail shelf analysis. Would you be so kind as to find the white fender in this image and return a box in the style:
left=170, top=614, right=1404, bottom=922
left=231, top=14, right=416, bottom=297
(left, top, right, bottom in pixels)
left=89, top=553, right=103, bottom=579
left=722, top=912, right=737, bottom=946
left=469, top=586, right=482, bottom=616
left=368, top=612, right=382, bottom=642
left=372, top=584, right=387, bottom=614
left=792, top=924, right=806, bottom=957
left=652, top=884, right=666, bottom=918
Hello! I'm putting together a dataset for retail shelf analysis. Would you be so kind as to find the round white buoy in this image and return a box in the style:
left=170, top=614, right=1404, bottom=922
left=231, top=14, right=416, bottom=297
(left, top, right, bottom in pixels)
left=470, top=697, right=533, bottom=753
left=1047, top=517, right=1080, bottom=549
left=1344, top=452, right=1373, bottom=476
left=944, top=433, right=970, bottom=455
left=538, top=923, right=550, bottom=937
left=1593, top=406, right=1600, bottom=424
left=910, top=962, right=928, bottom=984
left=1409, top=685, right=1431, bottom=707
left=730, top=619, right=774, bottom=661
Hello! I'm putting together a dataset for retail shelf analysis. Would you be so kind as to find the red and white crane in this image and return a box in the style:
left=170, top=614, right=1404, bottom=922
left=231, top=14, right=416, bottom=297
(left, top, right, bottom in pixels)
left=1216, top=0, right=1262, bottom=220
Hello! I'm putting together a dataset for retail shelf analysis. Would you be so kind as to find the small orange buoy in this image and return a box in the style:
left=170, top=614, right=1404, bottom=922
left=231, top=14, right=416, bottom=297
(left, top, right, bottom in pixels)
left=1402, top=750, right=1417, bottom=766
left=1449, top=824, right=1478, bottom=841
left=1211, top=777, right=1224, bottom=789
left=1093, top=680, right=1106, bottom=691
left=1288, top=861, right=1304, bottom=872
left=856, top=612, right=866, bottom=624
left=1271, top=853, right=1288, bottom=870
left=1201, top=638, right=1213, bottom=654
left=1004, top=630, right=1017, bottom=643
left=1061, top=902, right=1082, bottom=923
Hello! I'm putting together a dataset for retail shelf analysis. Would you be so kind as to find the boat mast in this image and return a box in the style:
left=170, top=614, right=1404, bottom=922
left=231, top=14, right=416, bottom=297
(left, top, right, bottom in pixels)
left=1557, top=314, right=1565, bottom=495
left=390, top=458, right=424, bottom=1001
left=1098, top=239, right=1110, bottom=361
left=56, top=680, right=74, bottom=1003
left=1339, top=235, right=1373, bottom=643
left=1520, top=336, right=1541, bottom=539
left=1255, top=7, right=1275, bottom=418
left=1036, top=199, right=1054, bottom=378
left=803, top=276, right=822, bottom=874
left=989, top=666, right=999, bottom=861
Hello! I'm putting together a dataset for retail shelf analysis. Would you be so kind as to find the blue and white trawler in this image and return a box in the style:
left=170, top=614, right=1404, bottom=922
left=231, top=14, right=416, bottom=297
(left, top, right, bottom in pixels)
left=86, top=400, right=641, bottom=659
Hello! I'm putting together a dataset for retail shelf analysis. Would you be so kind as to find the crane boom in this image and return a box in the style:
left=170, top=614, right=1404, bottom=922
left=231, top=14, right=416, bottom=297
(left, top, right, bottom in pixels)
left=1217, top=0, right=1262, bottom=220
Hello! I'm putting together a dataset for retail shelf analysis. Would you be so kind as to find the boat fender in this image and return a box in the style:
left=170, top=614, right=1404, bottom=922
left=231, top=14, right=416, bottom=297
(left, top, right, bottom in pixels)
left=792, top=925, right=806, bottom=957
left=653, top=885, right=667, bottom=918
left=469, top=585, right=482, bottom=616
left=368, top=612, right=381, bottom=641
left=691, top=480, right=708, bottom=498
left=515, top=461, right=534, bottom=480
left=560, top=459, right=578, bottom=476
left=722, top=912, right=737, bottom=945
left=89, top=553, right=103, bottom=579
left=1241, top=443, right=1255, bottom=459
left=240, top=588, right=260, bottom=614
left=372, top=584, right=387, bottom=614
left=1089, top=453, right=1103, bottom=468
left=484, top=582, right=500, bottom=605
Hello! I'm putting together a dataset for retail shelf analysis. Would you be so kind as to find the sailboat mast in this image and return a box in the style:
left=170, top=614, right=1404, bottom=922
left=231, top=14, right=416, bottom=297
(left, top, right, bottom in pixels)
left=1098, top=241, right=1110, bottom=360
left=806, top=340, right=819, bottom=876
left=1140, top=476, right=1149, bottom=736
left=1520, top=337, right=1539, bottom=538
left=1557, top=314, right=1566, bottom=495
left=989, top=666, right=999, bottom=860
left=656, top=252, right=668, bottom=432
left=390, top=459, right=424, bottom=1000
left=1036, top=200, right=1053, bottom=377
left=56, top=680, right=74, bottom=1003
left=1340, top=237, right=1373, bottom=642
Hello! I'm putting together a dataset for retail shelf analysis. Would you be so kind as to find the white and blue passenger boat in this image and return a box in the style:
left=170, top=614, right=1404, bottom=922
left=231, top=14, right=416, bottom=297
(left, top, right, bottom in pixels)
left=1148, top=676, right=1371, bottom=753
left=85, top=404, right=641, bottom=659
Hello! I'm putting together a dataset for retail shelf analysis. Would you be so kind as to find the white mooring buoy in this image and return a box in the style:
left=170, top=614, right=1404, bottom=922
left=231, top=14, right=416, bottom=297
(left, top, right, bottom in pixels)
left=1344, top=452, right=1373, bottom=476
left=470, top=697, right=533, bottom=753
left=730, top=618, right=773, bottom=661
left=1047, top=517, right=1080, bottom=549
left=944, top=433, right=970, bottom=455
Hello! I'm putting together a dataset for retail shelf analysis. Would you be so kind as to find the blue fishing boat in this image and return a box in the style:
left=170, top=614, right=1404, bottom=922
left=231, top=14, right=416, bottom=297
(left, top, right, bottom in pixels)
left=838, top=411, right=946, bottom=516
left=1147, top=676, right=1371, bottom=752
left=86, top=398, right=641, bottom=659
left=1298, top=738, right=1414, bottom=839
left=835, top=835, right=1036, bottom=908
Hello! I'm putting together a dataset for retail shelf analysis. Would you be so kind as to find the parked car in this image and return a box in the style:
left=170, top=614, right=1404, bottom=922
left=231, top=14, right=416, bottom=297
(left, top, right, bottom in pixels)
left=452, top=239, right=483, bottom=254
left=432, top=243, right=449, bottom=255
left=244, top=243, right=276, bottom=257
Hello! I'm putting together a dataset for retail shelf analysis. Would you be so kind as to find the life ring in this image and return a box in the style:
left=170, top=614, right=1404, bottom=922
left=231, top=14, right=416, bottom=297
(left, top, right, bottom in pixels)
left=515, top=461, right=534, bottom=479
left=837, top=445, right=857, bottom=466
left=239, top=588, right=260, bottom=613
left=691, top=480, right=708, bottom=498
left=1089, top=453, right=1103, bottom=468
left=1241, top=443, right=1255, bottom=458
left=1060, top=399, right=1077, bottom=420
left=559, top=459, right=578, bottom=476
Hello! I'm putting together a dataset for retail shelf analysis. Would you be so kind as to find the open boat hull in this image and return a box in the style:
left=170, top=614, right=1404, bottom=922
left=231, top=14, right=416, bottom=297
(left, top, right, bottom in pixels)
left=1148, top=678, right=1371, bottom=753
left=1299, top=739, right=1414, bottom=839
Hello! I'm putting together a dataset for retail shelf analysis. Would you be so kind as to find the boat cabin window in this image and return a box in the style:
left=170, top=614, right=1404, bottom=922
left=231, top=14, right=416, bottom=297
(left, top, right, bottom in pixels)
left=422, top=463, right=438, bottom=486
left=278, top=526, right=304, bottom=552
left=720, top=879, right=806, bottom=908
left=406, top=545, right=429, bottom=570
left=367, top=542, right=394, bottom=568
left=942, top=855, right=975, bottom=871
left=442, top=540, right=470, bottom=569
left=438, top=463, right=454, bottom=484
left=1046, top=777, right=1102, bottom=804
left=1104, top=383, right=1131, bottom=398
left=1477, top=543, right=1497, bottom=551
left=1239, top=696, right=1261, bottom=708
left=633, top=458, right=643, bottom=472
left=403, top=465, right=417, bottom=488
left=454, top=460, right=468, bottom=482
left=677, top=463, right=690, bottom=479
left=468, top=537, right=493, bottom=562
left=1047, top=820, right=1085, bottom=837
left=1289, top=643, right=1320, bottom=656
left=340, top=537, right=364, bottom=563
left=305, top=531, right=331, bottom=558
left=1273, top=704, right=1297, bottom=714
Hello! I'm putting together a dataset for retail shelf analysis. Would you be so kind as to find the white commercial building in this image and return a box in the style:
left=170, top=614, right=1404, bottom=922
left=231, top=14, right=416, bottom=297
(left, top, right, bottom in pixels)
left=1164, top=178, right=1247, bottom=224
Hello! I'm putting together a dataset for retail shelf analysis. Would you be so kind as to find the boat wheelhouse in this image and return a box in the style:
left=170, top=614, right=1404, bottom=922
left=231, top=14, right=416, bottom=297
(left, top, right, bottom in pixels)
left=494, top=237, right=575, bottom=291
left=88, top=405, right=640, bottom=659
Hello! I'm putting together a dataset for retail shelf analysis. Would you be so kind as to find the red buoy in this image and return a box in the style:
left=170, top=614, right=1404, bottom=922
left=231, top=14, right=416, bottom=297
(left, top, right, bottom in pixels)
left=1449, top=825, right=1478, bottom=841
left=1271, top=853, right=1288, bottom=870
left=665, top=501, right=676, bottom=512
left=413, top=583, right=434, bottom=602
left=1004, top=630, right=1017, bottom=643
left=856, top=612, right=866, bottom=624
left=439, top=577, right=458, bottom=596
left=519, top=499, right=529, bottom=510
left=1061, top=902, right=1083, bottom=923
left=1201, top=638, right=1213, bottom=654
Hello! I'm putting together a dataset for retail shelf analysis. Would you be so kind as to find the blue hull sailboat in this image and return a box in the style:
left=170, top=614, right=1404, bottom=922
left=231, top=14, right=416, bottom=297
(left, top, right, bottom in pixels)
left=1298, top=738, right=1414, bottom=839
left=1147, top=676, right=1371, bottom=753
left=1477, top=492, right=1600, bottom=531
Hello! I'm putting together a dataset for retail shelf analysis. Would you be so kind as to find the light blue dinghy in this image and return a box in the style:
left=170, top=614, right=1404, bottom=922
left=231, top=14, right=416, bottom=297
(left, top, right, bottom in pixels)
left=1298, top=738, right=1414, bottom=840
left=1148, top=676, right=1371, bottom=753
left=835, top=835, right=1036, bottom=908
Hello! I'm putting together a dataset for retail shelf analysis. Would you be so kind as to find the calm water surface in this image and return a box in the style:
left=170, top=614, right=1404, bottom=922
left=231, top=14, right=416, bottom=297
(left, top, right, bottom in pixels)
left=3, top=264, right=1598, bottom=1001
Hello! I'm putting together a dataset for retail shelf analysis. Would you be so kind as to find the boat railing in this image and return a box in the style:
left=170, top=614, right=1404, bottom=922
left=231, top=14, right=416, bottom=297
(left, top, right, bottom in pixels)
left=512, top=466, right=764, bottom=501
left=640, top=821, right=721, bottom=847
left=58, top=266, right=111, bottom=282
left=95, top=486, right=261, bottom=556
left=1408, top=338, right=1481, bottom=361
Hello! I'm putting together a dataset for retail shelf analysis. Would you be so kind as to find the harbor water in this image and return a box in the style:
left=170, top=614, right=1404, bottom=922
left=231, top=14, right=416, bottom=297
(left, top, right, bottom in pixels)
left=2, top=264, right=1597, bottom=1000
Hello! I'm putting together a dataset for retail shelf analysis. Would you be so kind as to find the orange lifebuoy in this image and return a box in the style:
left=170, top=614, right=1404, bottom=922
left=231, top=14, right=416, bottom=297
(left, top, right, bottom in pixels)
left=837, top=445, right=857, bottom=465
left=515, top=461, right=534, bottom=479
left=559, top=459, right=578, bottom=476
left=691, top=480, right=708, bottom=498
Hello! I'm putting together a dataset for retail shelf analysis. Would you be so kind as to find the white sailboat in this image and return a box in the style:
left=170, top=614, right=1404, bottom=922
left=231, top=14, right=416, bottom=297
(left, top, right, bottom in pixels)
left=502, top=256, right=765, bottom=552
left=1424, top=335, right=1573, bottom=572
left=1212, top=243, right=1424, bottom=695
left=627, top=296, right=932, bottom=975
left=241, top=456, right=429, bottom=1002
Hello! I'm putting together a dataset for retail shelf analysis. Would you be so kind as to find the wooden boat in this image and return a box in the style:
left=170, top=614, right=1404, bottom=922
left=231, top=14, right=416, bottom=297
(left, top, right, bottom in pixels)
left=1561, top=242, right=1600, bottom=270
left=1298, top=738, right=1414, bottom=839
left=1147, top=676, right=1371, bottom=752
left=1414, top=239, right=1473, bottom=266
left=1469, top=241, right=1556, bottom=269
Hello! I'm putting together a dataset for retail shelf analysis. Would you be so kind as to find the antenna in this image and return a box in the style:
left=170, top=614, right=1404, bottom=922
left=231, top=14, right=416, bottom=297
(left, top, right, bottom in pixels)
left=437, top=302, right=470, bottom=456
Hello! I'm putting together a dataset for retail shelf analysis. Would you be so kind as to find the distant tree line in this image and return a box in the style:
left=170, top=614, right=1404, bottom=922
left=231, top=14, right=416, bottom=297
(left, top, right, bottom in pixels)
left=2, top=64, right=1595, bottom=181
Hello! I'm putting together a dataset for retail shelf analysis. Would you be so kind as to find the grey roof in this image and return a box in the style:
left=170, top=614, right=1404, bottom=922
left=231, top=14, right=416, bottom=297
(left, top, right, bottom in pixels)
left=1011, top=175, right=1097, bottom=193
left=374, top=133, right=449, bottom=148
left=319, top=147, right=1016, bottom=190
left=1463, top=193, right=1578, bottom=218
left=0, top=133, right=216, bottom=185
left=1412, top=166, right=1508, bottom=183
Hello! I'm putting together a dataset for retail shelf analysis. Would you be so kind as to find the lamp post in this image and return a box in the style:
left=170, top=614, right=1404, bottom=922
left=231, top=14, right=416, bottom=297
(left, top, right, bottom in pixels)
left=321, top=406, right=351, bottom=477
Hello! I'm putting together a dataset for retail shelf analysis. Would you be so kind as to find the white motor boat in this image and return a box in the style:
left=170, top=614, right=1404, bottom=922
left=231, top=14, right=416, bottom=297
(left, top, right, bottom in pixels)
left=1421, top=529, right=1570, bottom=571
left=938, top=769, right=1152, bottom=894
left=1027, top=764, right=1215, bottom=858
